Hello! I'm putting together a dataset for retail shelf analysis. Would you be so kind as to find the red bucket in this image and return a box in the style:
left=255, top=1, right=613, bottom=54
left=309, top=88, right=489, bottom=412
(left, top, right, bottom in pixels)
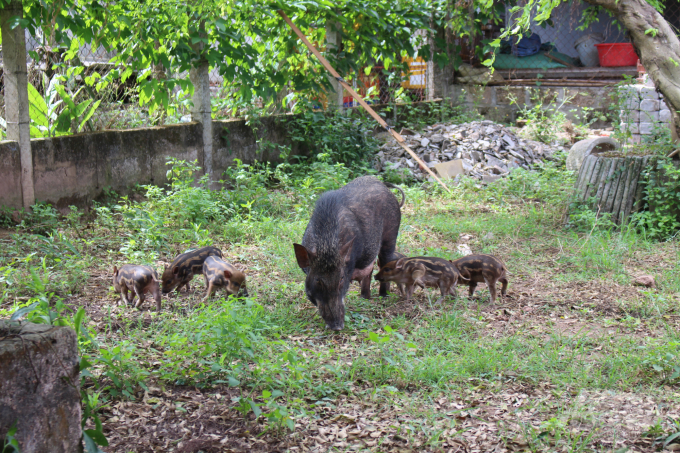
left=594, top=43, right=638, bottom=67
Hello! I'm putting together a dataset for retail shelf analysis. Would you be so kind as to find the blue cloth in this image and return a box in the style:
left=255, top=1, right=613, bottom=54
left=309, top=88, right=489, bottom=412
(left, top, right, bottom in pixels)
left=513, top=33, right=542, bottom=57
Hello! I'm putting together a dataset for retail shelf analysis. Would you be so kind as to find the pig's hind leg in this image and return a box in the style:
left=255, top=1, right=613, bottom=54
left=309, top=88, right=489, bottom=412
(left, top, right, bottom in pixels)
left=133, top=284, right=146, bottom=309
left=484, top=275, right=498, bottom=305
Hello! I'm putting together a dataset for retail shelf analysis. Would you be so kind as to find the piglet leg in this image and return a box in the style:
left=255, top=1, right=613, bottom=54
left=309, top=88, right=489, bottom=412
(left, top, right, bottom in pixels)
left=485, top=276, right=497, bottom=305
left=202, top=282, right=215, bottom=303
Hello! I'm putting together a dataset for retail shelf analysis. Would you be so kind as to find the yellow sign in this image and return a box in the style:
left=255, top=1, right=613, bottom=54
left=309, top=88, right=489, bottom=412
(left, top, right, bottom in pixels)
left=402, top=57, right=427, bottom=89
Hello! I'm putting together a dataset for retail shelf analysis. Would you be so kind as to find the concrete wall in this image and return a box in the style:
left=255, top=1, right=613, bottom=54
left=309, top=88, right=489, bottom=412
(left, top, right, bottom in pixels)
left=0, top=114, right=307, bottom=210
left=448, top=84, right=617, bottom=124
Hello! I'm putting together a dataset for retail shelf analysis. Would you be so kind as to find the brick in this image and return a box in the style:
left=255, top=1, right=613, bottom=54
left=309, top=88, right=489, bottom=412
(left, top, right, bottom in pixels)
left=622, top=122, right=639, bottom=134
left=628, top=134, right=642, bottom=144
left=639, top=122, right=657, bottom=135
left=639, top=86, right=659, bottom=101
left=660, top=109, right=672, bottom=123
left=640, top=110, right=659, bottom=122
left=620, top=110, right=640, bottom=122
left=640, top=99, right=659, bottom=111
left=623, top=97, right=640, bottom=110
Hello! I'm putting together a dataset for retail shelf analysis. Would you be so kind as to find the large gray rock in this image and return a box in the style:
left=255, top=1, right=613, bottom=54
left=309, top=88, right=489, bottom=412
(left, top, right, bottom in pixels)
left=566, top=137, right=619, bottom=172
left=0, top=321, right=81, bottom=453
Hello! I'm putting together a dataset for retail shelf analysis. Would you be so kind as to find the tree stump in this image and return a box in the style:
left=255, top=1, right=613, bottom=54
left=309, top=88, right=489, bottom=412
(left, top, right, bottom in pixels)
left=574, top=154, right=653, bottom=224
left=0, top=321, right=81, bottom=453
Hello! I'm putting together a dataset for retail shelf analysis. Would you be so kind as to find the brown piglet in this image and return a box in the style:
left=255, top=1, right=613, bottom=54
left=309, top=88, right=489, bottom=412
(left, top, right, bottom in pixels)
left=450, top=254, right=508, bottom=305
left=377, top=251, right=408, bottom=295
left=161, top=246, right=223, bottom=295
left=113, top=264, right=162, bottom=311
left=202, top=256, right=248, bottom=302
left=374, top=256, right=466, bottom=303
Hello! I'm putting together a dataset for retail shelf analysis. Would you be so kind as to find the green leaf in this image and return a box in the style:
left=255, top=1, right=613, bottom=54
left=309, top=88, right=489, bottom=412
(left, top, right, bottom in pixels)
left=55, top=111, right=72, bottom=133
left=84, top=428, right=109, bottom=447
left=74, top=308, right=85, bottom=337
left=368, top=332, right=379, bottom=342
left=248, top=399, right=261, bottom=418
left=55, top=85, right=77, bottom=112
left=74, top=99, right=93, bottom=119
left=664, top=431, right=680, bottom=447
left=78, top=100, right=101, bottom=132
left=82, top=432, right=106, bottom=453
left=10, top=302, right=39, bottom=321
left=27, top=82, right=49, bottom=128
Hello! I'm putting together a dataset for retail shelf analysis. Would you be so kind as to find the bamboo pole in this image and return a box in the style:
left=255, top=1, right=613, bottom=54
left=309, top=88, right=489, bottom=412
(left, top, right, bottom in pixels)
left=277, top=10, right=451, bottom=193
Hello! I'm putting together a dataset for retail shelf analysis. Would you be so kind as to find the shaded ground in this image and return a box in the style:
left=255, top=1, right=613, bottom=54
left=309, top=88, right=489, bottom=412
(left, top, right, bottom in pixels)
left=3, top=178, right=680, bottom=453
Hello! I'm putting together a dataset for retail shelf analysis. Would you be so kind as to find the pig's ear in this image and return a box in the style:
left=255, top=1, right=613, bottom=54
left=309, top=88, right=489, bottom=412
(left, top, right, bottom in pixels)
left=113, top=266, right=118, bottom=276
left=223, top=270, right=232, bottom=279
left=293, top=244, right=315, bottom=269
left=172, top=266, right=180, bottom=276
left=395, top=257, right=406, bottom=269
left=340, top=238, right=355, bottom=264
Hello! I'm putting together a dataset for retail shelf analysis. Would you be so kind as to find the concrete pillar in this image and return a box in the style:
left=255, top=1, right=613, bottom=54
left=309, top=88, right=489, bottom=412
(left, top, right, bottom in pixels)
left=1, top=0, right=34, bottom=209
left=426, top=35, right=435, bottom=101
left=190, top=22, right=213, bottom=180
left=325, top=19, right=343, bottom=110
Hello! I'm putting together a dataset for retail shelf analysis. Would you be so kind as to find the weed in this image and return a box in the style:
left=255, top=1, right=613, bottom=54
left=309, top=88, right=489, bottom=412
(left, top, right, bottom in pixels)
left=631, top=156, right=680, bottom=240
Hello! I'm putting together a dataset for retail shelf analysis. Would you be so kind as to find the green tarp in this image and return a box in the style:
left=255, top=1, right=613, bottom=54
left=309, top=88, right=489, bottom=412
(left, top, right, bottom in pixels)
left=493, top=51, right=578, bottom=70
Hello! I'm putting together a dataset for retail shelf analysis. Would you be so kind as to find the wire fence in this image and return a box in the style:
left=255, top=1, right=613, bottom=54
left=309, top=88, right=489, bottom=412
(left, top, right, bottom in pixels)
left=457, top=1, right=634, bottom=81
left=0, top=29, right=432, bottom=141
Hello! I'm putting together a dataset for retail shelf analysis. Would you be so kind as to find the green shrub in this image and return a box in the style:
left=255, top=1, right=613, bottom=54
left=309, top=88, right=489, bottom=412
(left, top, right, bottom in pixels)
left=631, top=157, right=680, bottom=240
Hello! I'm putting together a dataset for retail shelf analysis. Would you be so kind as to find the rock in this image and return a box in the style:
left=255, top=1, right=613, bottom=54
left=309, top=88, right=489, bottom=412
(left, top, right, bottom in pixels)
left=482, top=175, right=502, bottom=183
left=0, top=321, right=81, bottom=453
left=486, top=155, right=507, bottom=170
left=567, top=137, right=620, bottom=172
left=483, top=232, right=495, bottom=240
left=456, top=243, right=473, bottom=255
left=633, top=275, right=656, bottom=288
left=377, top=120, right=564, bottom=182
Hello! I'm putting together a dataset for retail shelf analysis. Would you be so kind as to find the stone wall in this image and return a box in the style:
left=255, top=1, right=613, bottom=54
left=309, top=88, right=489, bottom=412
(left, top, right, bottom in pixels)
left=447, top=84, right=617, bottom=124
left=617, top=83, right=671, bottom=143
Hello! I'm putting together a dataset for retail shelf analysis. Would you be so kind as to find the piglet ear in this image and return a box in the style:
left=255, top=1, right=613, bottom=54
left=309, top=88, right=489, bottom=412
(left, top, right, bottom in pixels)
left=172, top=266, right=180, bottom=276
left=113, top=266, right=118, bottom=276
left=293, top=243, right=316, bottom=269
left=395, top=257, right=406, bottom=270
left=340, top=238, right=355, bottom=264
left=224, top=270, right=232, bottom=279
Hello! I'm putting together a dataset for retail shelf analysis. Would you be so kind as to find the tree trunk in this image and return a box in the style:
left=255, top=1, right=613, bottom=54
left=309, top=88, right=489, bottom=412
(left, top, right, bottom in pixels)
left=582, top=0, right=680, bottom=143
left=575, top=154, right=653, bottom=224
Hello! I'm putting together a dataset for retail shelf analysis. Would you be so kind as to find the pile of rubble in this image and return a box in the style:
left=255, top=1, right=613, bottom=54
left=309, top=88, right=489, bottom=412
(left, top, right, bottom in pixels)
left=374, top=121, right=564, bottom=182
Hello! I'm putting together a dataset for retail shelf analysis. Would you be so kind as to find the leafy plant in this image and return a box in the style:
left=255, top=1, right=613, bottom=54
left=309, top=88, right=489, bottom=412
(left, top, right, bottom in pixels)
left=631, top=157, right=680, bottom=240
left=507, top=88, right=575, bottom=144
left=1, top=422, right=21, bottom=453
left=28, top=73, right=101, bottom=138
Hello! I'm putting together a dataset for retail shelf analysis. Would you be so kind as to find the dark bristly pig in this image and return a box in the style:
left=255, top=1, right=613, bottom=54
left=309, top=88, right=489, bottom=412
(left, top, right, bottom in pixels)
left=450, top=254, right=508, bottom=305
left=202, top=256, right=248, bottom=302
left=113, top=264, right=162, bottom=311
left=161, top=246, right=223, bottom=295
left=374, top=257, right=466, bottom=304
left=293, top=176, right=405, bottom=331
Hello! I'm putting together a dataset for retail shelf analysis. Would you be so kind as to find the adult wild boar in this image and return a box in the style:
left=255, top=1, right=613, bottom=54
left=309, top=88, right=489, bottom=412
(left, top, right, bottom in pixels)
left=293, top=176, right=404, bottom=330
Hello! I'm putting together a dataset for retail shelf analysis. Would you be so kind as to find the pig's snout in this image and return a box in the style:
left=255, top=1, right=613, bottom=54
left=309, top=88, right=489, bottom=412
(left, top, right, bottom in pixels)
left=326, top=322, right=344, bottom=331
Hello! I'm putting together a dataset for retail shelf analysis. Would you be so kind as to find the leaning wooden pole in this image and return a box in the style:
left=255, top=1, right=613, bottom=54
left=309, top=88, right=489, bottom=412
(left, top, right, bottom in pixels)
left=277, top=10, right=451, bottom=193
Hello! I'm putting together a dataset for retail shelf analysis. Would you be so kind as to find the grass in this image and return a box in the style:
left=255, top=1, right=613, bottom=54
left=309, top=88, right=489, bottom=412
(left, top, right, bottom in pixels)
left=1, top=152, right=680, bottom=452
